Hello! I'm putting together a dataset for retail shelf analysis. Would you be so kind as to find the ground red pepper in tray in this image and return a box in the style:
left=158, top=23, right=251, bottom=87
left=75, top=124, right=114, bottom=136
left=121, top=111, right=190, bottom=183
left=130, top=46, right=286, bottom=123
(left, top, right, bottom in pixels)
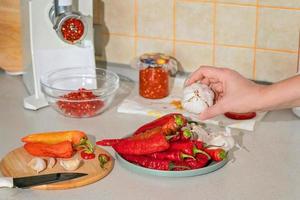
left=57, top=88, right=104, bottom=117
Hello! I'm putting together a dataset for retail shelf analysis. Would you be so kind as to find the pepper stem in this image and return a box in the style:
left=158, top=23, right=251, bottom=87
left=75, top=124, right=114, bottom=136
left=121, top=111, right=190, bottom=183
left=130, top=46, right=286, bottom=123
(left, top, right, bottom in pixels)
left=183, top=129, right=192, bottom=139
left=174, top=115, right=184, bottom=127
left=180, top=153, right=195, bottom=160
left=193, top=147, right=211, bottom=160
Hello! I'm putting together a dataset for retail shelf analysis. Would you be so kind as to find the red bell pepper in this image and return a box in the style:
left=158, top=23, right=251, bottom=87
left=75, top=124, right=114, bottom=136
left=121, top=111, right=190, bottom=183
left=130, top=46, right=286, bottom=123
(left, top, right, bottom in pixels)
left=133, top=113, right=187, bottom=135
left=112, top=127, right=170, bottom=155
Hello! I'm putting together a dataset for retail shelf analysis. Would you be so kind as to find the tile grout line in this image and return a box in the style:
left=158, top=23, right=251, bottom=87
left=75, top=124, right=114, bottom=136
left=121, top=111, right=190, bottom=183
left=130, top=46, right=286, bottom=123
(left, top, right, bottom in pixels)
left=178, top=0, right=300, bottom=11
left=103, top=32, right=299, bottom=54
left=172, top=0, right=177, bottom=57
left=252, top=0, right=260, bottom=80
left=133, top=0, right=138, bottom=57
left=212, top=0, right=217, bottom=65
left=297, top=31, right=300, bottom=73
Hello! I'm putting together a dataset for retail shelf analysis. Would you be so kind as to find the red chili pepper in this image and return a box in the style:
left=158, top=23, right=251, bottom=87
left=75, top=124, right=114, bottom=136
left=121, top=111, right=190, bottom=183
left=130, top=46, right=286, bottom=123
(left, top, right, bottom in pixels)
left=185, top=153, right=210, bottom=169
left=169, top=141, right=208, bottom=156
left=81, top=151, right=95, bottom=160
left=204, top=148, right=227, bottom=162
left=169, top=132, right=181, bottom=142
left=148, top=150, right=194, bottom=162
left=122, top=155, right=190, bottom=171
left=98, top=153, right=111, bottom=168
left=96, top=139, right=121, bottom=146
left=112, top=127, right=170, bottom=155
left=133, top=113, right=187, bottom=135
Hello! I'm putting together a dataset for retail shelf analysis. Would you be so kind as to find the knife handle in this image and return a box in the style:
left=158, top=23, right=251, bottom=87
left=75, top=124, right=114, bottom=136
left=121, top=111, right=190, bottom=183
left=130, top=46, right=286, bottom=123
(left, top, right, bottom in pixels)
left=0, top=177, right=14, bottom=188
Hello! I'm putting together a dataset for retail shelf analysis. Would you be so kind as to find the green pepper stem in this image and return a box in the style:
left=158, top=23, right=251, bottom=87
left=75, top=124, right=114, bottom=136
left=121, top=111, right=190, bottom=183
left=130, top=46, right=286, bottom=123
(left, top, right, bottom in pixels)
left=174, top=115, right=184, bottom=127
left=180, top=153, right=195, bottom=160
left=193, top=147, right=211, bottom=160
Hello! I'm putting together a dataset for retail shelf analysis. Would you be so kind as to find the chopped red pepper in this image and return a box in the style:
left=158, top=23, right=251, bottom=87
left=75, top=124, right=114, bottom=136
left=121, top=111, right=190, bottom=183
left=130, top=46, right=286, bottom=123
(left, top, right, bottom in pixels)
left=61, top=18, right=85, bottom=43
left=57, top=88, right=104, bottom=117
left=98, top=154, right=111, bottom=168
left=81, top=151, right=95, bottom=160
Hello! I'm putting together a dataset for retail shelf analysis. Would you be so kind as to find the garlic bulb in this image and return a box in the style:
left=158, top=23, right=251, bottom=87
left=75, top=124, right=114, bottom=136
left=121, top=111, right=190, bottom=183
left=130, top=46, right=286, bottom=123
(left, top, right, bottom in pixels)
left=28, top=157, right=47, bottom=173
left=60, top=157, right=81, bottom=171
left=48, top=158, right=56, bottom=169
left=182, top=82, right=214, bottom=114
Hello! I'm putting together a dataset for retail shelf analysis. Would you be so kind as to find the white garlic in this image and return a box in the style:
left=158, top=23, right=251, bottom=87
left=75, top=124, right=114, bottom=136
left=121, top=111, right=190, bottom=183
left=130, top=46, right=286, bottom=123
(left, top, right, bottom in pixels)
left=47, top=157, right=56, bottom=169
left=59, top=157, right=81, bottom=171
left=28, top=157, right=47, bottom=174
left=182, top=82, right=214, bottom=114
left=208, top=134, right=235, bottom=151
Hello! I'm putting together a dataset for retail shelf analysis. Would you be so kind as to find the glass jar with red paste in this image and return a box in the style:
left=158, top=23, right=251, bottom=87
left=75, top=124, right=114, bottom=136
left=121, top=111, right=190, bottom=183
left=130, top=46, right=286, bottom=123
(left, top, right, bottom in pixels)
left=138, top=53, right=177, bottom=99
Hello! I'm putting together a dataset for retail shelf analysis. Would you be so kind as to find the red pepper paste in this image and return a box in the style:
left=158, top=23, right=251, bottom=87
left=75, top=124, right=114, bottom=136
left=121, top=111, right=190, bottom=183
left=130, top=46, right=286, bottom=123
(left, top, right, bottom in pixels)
left=61, top=18, right=84, bottom=43
left=139, top=67, right=169, bottom=99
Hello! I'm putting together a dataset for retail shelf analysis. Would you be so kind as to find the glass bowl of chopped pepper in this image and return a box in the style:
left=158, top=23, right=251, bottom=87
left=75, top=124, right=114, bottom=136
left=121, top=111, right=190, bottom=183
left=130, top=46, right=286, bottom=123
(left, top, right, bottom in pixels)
left=41, top=67, right=119, bottom=118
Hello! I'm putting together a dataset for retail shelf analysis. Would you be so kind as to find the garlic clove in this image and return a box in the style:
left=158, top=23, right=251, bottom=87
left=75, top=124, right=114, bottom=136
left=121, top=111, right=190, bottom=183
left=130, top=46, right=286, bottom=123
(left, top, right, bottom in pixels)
left=28, top=157, right=47, bottom=174
left=59, top=157, right=81, bottom=171
left=48, top=157, right=56, bottom=169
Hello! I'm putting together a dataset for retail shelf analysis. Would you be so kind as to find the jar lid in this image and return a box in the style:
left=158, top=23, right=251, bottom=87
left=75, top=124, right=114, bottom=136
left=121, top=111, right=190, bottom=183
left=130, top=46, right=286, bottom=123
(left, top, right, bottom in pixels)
left=139, top=53, right=171, bottom=67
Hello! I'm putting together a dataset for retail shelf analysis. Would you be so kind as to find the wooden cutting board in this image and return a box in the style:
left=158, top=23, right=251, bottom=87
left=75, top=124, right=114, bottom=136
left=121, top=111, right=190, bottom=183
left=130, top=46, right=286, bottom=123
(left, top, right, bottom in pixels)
left=0, top=146, right=114, bottom=190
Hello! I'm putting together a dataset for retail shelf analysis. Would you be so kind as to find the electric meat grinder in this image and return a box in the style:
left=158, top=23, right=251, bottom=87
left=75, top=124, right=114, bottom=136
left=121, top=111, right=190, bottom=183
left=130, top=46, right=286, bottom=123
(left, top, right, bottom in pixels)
left=21, top=0, right=96, bottom=110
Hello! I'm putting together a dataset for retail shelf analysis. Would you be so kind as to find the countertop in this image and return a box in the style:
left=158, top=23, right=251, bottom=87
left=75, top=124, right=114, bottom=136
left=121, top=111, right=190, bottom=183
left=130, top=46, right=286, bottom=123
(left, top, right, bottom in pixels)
left=0, top=70, right=300, bottom=200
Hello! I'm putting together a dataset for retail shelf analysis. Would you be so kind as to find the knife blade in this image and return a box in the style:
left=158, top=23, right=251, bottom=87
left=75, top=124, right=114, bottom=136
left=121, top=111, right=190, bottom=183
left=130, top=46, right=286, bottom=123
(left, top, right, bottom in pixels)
left=0, top=173, right=87, bottom=188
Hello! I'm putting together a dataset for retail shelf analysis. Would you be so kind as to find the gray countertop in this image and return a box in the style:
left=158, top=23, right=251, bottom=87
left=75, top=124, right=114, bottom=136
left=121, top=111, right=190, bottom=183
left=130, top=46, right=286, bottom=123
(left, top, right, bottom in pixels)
left=0, top=70, right=299, bottom=200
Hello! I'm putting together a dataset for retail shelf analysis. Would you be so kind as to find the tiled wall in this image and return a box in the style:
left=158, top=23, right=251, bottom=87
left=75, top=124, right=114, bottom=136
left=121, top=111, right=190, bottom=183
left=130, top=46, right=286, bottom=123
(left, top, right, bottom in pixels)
left=95, top=0, right=300, bottom=82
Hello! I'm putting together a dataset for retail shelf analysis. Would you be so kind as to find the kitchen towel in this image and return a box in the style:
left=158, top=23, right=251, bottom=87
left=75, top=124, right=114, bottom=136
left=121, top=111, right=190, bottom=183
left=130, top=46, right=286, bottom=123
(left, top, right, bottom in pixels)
left=117, top=76, right=267, bottom=131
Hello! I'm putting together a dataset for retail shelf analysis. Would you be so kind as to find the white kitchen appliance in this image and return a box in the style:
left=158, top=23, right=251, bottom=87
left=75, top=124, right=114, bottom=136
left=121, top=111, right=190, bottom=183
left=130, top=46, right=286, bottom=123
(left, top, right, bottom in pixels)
left=21, top=0, right=96, bottom=110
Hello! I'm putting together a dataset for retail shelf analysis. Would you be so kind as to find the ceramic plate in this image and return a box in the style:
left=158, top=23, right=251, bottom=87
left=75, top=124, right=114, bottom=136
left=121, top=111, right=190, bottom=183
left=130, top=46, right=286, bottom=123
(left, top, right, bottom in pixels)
left=116, top=153, right=228, bottom=177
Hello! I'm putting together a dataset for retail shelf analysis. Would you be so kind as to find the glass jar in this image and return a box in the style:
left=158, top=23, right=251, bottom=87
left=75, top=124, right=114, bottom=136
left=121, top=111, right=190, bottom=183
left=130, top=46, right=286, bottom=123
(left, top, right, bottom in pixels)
left=137, top=53, right=177, bottom=99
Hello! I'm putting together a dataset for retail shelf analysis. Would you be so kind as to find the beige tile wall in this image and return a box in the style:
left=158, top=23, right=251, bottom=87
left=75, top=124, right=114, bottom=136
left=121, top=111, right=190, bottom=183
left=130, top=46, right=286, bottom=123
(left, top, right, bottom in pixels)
left=96, top=0, right=300, bottom=82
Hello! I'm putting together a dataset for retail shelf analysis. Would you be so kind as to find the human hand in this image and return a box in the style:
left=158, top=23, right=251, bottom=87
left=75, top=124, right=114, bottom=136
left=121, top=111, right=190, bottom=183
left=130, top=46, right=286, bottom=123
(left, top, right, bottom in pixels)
left=185, top=66, right=265, bottom=120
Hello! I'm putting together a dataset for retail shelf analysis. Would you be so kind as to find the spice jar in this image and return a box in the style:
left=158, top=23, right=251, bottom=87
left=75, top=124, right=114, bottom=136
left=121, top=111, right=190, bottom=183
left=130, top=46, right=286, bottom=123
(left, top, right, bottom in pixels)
left=137, top=53, right=177, bottom=99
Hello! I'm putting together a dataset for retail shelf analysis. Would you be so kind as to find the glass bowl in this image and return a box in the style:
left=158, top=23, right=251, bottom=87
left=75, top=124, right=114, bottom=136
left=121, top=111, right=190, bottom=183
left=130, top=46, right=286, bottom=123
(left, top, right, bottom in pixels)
left=40, top=67, right=119, bottom=118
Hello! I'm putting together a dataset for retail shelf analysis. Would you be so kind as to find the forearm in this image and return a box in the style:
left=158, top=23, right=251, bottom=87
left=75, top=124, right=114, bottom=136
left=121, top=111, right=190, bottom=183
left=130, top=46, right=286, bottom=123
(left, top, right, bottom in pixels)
left=256, top=75, right=300, bottom=111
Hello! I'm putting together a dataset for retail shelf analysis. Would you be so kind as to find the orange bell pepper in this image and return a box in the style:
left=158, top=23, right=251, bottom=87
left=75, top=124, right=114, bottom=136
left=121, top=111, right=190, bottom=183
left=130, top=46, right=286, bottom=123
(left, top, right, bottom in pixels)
left=24, top=141, right=74, bottom=158
left=21, top=130, right=87, bottom=145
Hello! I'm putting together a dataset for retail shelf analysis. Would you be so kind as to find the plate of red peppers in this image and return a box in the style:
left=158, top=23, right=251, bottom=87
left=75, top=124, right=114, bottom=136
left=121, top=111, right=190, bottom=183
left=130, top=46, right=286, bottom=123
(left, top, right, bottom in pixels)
left=96, top=113, right=229, bottom=177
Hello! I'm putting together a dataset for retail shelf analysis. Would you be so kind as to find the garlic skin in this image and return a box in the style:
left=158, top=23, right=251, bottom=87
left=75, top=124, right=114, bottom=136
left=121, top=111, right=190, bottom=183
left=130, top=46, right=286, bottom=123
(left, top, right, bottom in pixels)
left=60, top=157, right=81, bottom=171
left=182, top=83, right=214, bottom=114
left=208, top=134, right=235, bottom=151
left=48, top=158, right=56, bottom=169
left=28, top=157, right=47, bottom=173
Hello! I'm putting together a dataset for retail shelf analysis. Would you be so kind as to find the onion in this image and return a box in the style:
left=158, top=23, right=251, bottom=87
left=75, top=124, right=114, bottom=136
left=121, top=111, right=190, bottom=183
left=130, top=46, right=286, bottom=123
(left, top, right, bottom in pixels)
left=182, top=82, right=214, bottom=114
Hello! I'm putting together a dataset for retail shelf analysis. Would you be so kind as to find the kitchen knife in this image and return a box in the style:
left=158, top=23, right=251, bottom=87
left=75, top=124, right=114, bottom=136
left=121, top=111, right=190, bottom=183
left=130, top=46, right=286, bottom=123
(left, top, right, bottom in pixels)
left=0, top=173, right=87, bottom=188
